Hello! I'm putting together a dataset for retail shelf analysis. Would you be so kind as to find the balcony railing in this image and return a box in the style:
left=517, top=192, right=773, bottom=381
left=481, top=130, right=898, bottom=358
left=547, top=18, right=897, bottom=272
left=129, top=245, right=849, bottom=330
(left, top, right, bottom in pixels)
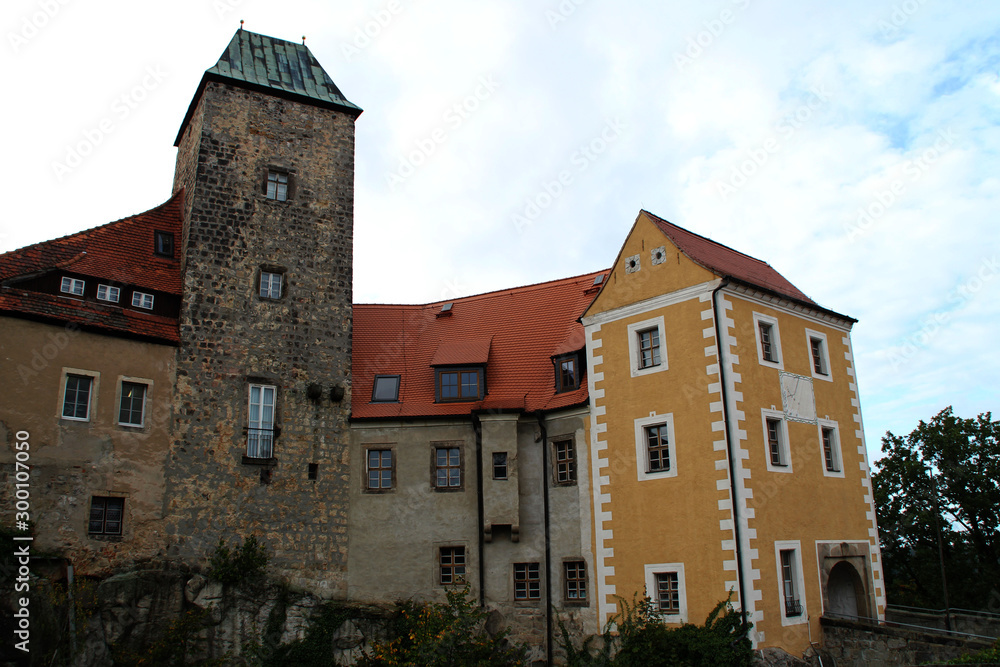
left=246, top=428, right=274, bottom=459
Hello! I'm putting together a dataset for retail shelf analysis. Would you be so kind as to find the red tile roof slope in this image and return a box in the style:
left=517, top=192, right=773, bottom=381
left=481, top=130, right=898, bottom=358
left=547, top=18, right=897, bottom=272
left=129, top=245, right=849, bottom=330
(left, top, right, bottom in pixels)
left=352, top=271, right=606, bottom=419
left=643, top=210, right=817, bottom=305
left=0, top=192, right=184, bottom=344
left=0, top=191, right=184, bottom=294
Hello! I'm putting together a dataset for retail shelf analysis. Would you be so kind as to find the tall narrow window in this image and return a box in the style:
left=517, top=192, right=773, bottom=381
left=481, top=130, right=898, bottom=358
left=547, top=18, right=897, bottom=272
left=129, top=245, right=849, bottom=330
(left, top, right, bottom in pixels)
left=554, top=439, right=577, bottom=484
left=564, top=561, right=587, bottom=603
left=493, top=452, right=508, bottom=480
left=767, top=418, right=785, bottom=467
left=655, top=572, right=680, bottom=613
left=810, top=338, right=826, bottom=375
left=434, top=446, right=462, bottom=489
left=759, top=322, right=776, bottom=362
left=822, top=427, right=840, bottom=473
left=645, top=424, right=671, bottom=472
left=555, top=354, right=580, bottom=392
left=439, top=546, right=465, bottom=585
left=247, top=384, right=276, bottom=458
left=637, top=328, right=661, bottom=369
left=118, top=382, right=147, bottom=427
left=62, top=374, right=93, bottom=420
left=260, top=271, right=282, bottom=299
left=89, top=496, right=124, bottom=536
left=266, top=171, right=288, bottom=201
left=514, top=563, right=541, bottom=600
left=367, top=449, right=394, bottom=490
left=780, top=549, right=802, bottom=617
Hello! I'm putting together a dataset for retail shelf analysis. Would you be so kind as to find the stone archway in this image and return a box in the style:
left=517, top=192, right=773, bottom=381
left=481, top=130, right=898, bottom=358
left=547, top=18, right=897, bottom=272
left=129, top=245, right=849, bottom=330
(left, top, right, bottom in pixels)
left=827, top=560, right=867, bottom=619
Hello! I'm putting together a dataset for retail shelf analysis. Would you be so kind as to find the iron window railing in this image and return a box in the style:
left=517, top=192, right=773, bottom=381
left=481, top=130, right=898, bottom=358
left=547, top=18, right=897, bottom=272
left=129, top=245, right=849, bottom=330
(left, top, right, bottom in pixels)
left=246, top=428, right=274, bottom=459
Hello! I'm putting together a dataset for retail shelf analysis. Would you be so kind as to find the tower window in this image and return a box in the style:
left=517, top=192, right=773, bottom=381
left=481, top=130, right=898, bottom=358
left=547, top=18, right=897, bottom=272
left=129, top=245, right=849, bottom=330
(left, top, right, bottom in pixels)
left=266, top=170, right=289, bottom=201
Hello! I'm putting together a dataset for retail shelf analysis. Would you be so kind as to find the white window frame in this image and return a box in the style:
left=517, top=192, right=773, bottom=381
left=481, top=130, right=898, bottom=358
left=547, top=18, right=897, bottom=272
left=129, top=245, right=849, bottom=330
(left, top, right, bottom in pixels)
left=260, top=271, right=283, bottom=299
left=817, top=419, right=844, bottom=478
left=247, top=383, right=276, bottom=458
left=774, top=541, right=808, bottom=626
left=644, top=562, right=687, bottom=623
left=60, top=368, right=99, bottom=422
left=805, top=328, right=832, bottom=382
left=634, top=413, right=678, bottom=481
left=60, top=276, right=85, bottom=296
left=761, top=408, right=792, bottom=473
left=116, top=377, right=150, bottom=428
left=131, top=291, right=154, bottom=310
left=97, top=284, right=120, bottom=303
left=753, top=312, right=783, bottom=369
left=627, top=315, right=667, bottom=378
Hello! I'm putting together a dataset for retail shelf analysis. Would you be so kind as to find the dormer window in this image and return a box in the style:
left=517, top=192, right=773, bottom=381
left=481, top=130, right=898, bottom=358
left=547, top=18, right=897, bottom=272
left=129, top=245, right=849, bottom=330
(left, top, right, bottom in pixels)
left=435, top=368, right=483, bottom=402
left=266, top=170, right=289, bottom=201
left=60, top=277, right=85, bottom=296
left=132, top=291, right=154, bottom=310
left=97, top=284, right=120, bottom=303
left=372, top=375, right=400, bottom=403
left=154, top=231, right=174, bottom=258
left=554, top=354, right=580, bottom=392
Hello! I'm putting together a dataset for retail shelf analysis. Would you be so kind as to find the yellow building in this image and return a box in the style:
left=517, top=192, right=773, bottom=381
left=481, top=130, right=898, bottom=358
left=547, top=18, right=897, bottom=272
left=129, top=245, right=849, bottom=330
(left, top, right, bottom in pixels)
left=581, top=210, right=884, bottom=653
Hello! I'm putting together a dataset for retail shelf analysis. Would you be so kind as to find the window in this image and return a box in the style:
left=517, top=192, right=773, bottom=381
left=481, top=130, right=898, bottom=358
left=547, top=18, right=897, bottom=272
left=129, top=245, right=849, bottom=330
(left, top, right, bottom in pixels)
left=493, top=452, right=508, bottom=480
left=154, top=231, right=174, bottom=257
left=554, top=354, right=580, bottom=392
left=564, top=560, right=587, bottom=603
left=247, top=384, right=276, bottom=459
left=60, top=276, right=85, bottom=296
left=761, top=409, right=792, bottom=473
left=436, top=368, right=482, bottom=402
left=514, top=562, right=541, bottom=600
left=627, top=316, right=667, bottom=377
left=644, top=563, right=687, bottom=622
left=266, top=170, right=288, bottom=201
left=118, top=381, right=147, bottom=427
left=434, top=445, right=462, bottom=489
left=753, top=312, right=783, bottom=368
left=308, top=463, right=319, bottom=481
left=634, top=413, right=678, bottom=481
left=439, top=546, right=466, bottom=585
left=655, top=572, right=680, bottom=613
left=822, top=428, right=838, bottom=472
left=371, top=375, right=400, bottom=402
left=97, top=284, right=120, bottom=303
left=818, top=420, right=844, bottom=477
left=260, top=271, right=282, bottom=299
left=766, top=418, right=784, bottom=466
left=131, top=291, right=154, bottom=309
left=89, top=496, right=124, bottom=536
left=62, top=374, right=94, bottom=421
left=366, top=448, right=394, bottom=490
left=805, top=329, right=832, bottom=381
left=553, top=439, right=576, bottom=485
left=775, top=542, right=807, bottom=625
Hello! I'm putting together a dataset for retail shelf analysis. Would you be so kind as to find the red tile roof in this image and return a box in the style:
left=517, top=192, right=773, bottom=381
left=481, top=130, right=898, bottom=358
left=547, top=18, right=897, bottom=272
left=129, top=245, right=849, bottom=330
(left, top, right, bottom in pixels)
left=643, top=210, right=818, bottom=305
left=0, top=192, right=183, bottom=344
left=352, top=271, right=606, bottom=419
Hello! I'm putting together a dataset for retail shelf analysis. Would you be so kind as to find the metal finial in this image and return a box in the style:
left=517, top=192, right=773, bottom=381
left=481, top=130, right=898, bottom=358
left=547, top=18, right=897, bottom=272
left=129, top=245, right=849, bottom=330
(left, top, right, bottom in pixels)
left=302, top=35, right=306, bottom=44
left=240, top=20, right=244, bottom=31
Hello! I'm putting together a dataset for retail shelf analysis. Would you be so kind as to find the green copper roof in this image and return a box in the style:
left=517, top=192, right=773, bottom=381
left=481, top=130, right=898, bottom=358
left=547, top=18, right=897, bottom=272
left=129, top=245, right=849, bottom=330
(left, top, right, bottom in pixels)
left=209, top=29, right=361, bottom=112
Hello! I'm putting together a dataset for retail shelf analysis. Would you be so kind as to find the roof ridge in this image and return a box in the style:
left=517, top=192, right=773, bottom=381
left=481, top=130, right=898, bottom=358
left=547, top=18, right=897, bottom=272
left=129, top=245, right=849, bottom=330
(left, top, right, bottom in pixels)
left=354, top=268, right=610, bottom=308
left=641, top=208, right=776, bottom=270
left=0, top=190, right=183, bottom=258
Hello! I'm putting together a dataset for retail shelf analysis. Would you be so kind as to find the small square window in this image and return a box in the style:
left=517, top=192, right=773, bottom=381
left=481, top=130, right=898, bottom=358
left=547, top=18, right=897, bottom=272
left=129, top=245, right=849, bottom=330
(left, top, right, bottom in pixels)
left=60, top=276, right=85, bottom=296
left=154, top=231, right=174, bottom=257
left=554, top=439, right=576, bottom=485
left=131, top=292, right=154, bottom=310
left=89, top=496, right=124, bottom=536
left=62, top=374, right=93, bottom=421
left=372, top=375, right=400, bottom=402
left=367, top=449, right=394, bottom=490
left=555, top=354, right=580, bottom=392
left=440, top=546, right=466, bottom=585
left=97, top=284, right=120, bottom=303
left=260, top=271, right=283, bottom=299
left=118, top=381, right=147, bottom=427
left=514, top=562, right=541, bottom=600
left=492, top=452, right=508, bottom=480
left=434, top=446, right=462, bottom=489
left=266, top=170, right=288, bottom=201
left=564, top=560, right=587, bottom=603
left=655, top=572, right=680, bottom=613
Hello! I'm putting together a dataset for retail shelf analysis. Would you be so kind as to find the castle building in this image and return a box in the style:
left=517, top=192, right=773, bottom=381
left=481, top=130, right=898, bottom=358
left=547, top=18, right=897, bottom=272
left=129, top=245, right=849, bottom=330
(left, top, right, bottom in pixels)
left=0, top=29, right=883, bottom=660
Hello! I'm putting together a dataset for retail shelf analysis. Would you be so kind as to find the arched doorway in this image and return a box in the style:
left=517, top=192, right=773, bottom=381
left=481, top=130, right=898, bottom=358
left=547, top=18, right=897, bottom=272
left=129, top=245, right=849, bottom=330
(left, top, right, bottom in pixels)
left=827, top=561, right=866, bottom=619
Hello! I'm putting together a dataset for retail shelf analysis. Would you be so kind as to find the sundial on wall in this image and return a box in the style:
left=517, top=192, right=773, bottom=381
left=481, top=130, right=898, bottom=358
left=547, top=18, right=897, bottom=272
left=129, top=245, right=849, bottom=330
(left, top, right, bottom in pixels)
left=779, top=372, right=817, bottom=424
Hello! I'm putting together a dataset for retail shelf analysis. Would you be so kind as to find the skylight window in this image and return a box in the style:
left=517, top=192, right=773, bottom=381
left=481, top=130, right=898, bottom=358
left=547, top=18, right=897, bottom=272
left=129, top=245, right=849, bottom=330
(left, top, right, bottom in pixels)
left=372, top=375, right=400, bottom=402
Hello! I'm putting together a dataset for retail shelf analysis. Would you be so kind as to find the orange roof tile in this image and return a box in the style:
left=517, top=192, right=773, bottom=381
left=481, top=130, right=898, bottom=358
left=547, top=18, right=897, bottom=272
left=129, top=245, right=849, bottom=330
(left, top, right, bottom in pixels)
left=351, top=271, right=606, bottom=419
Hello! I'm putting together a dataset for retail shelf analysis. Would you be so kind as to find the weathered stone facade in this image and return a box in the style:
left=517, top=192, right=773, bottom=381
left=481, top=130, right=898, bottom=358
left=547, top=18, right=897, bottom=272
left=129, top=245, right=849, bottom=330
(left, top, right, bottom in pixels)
left=164, top=76, right=359, bottom=594
left=819, top=616, right=995, bottom=666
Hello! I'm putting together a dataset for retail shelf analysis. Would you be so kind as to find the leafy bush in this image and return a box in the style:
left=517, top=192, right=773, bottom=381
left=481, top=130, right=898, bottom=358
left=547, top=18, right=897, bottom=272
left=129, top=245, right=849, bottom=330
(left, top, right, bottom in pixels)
left=357, top=585, right=528, bottom=666
left=207, top=535, right=269, bottom=586
left=559, top=592, right=753, bottom=667
left=943, top=639, right=1000, bottom=664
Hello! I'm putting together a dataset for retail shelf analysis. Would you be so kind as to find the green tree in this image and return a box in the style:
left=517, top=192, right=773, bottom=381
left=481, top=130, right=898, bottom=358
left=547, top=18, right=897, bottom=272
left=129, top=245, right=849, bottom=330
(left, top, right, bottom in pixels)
left=872, top=407, right=1000, bottom=610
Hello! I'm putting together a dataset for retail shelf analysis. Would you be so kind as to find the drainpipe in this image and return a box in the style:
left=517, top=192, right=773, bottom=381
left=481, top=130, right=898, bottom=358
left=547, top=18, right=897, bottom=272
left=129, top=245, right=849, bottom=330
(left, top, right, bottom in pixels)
left=474, top=414, right=486, bottom=607
left=712, top=278, right=750, bottom=633
left=536, top=411, right=554, bottom=665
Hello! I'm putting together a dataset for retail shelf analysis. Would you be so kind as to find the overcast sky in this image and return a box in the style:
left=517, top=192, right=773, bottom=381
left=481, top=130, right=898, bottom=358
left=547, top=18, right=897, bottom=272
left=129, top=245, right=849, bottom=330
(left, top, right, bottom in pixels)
left=3, top=0, right=998, bottom=461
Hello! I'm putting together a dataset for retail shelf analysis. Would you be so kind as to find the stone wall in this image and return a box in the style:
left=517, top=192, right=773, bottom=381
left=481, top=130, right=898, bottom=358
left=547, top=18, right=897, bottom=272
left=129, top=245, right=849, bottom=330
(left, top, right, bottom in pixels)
left=820, top=615, right=995, bottom=666
left=886, top=607, right=1000, bottom=641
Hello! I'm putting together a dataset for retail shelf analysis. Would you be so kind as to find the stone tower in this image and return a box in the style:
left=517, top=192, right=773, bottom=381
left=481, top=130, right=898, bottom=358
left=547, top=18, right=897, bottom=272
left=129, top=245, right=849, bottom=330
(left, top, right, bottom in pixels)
left=165, top=29, right=362, bottom=594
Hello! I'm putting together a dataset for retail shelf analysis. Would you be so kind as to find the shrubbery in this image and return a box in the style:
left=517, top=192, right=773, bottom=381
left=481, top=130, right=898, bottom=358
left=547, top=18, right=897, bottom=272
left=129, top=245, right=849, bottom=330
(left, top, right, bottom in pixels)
left=207, top=534, right=269, bottom=586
